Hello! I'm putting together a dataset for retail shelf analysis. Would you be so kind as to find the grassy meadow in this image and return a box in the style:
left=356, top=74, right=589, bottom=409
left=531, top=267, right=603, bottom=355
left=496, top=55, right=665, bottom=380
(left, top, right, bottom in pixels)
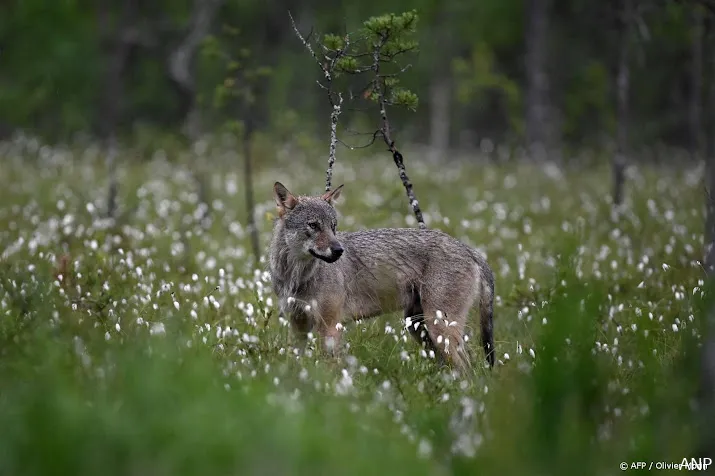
left=0, top=136, right=711, bottom=475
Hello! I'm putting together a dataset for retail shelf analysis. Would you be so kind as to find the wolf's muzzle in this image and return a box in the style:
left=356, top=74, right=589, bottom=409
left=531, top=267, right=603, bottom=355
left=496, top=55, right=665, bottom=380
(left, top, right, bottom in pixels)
left=330, top=243, right=344, bottom=259
left=309, top=243, right=344, bottom=263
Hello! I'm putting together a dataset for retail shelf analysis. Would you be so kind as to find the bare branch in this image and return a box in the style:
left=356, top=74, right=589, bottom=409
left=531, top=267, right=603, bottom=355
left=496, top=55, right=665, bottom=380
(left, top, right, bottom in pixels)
left=289, top=11, right=331, bottom=81
left=337, top=129, right=382, bottom=150
left=380, top=63, right=413, bottom=78
left=289, top=11, right=349, bottom=192
left=326, top=93, right=343, bottom=192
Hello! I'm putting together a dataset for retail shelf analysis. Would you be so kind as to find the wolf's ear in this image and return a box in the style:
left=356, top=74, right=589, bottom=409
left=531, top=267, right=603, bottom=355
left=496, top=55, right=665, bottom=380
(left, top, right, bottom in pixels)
left=274, top=182, right=298, bottom=216
left=320, top=184, right=343, bottom=205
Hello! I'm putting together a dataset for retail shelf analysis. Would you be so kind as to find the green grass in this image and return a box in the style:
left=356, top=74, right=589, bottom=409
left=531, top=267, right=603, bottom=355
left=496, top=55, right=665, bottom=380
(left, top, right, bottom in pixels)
left=0, top=137, right=711, bottom=475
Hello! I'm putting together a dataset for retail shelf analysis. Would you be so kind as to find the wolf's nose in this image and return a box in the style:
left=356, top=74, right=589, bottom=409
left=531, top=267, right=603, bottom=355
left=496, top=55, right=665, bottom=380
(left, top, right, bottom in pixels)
left=331, top=244, right=344, bottom=258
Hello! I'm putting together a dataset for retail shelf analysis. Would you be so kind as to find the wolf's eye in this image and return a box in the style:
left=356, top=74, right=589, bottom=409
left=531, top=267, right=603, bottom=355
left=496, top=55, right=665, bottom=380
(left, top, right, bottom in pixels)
left=307, top=221, right=320, bottom=231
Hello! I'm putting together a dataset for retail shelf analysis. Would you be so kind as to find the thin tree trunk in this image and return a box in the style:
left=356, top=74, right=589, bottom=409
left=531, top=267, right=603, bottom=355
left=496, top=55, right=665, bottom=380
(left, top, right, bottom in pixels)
left=701, top=28, right=715, bottom=458
left=525, top=0, right=551, bottom=160
left=705, top=152, right=715, bottom=275
left=427, top=5, right=452, bottom=162
left=704, top=18, right=715, bottom=273
left=702, top=154, right=715, bottom=457
left=689, top=7, right=704, bottom=159
left=97, top=0, right=138, bottom=219
left=700, top=304, right=715, bottom=457
left=167, top=0, right=224, bottom=140
left=613, top=0, right=633, bottom=208
left=97, top=0, right=135, bottom=140
left=243, top=119, right=260, bottom=268
left=707, top=18, right=715, bottom=163
left=106, top=136, right=119, bottom=219
left=428, top=76, right=451, bottom=162
left=167, top=0, right=224, bottom=229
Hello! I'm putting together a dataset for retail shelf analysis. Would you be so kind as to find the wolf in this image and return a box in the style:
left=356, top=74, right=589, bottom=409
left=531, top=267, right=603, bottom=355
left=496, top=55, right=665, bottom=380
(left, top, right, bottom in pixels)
left=268, top=181, right=495, bottom=371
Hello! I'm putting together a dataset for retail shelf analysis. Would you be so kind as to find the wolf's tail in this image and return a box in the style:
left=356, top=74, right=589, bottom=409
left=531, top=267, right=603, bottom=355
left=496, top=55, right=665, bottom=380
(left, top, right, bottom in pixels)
left=471, top=249, right=495, bottom=368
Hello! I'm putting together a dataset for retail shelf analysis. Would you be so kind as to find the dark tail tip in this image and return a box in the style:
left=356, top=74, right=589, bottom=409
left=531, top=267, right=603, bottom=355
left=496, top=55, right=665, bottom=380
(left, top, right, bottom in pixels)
left=481, top=310, right=495, bottom=368
left=483, top=337, right=495, bottom=368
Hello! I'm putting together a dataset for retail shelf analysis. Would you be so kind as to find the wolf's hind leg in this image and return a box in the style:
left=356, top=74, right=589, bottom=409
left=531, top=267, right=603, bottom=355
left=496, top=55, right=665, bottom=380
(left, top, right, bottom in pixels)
left=403, top=287, right=439, bottom=355
left=419, top=302, right=472, bottom=373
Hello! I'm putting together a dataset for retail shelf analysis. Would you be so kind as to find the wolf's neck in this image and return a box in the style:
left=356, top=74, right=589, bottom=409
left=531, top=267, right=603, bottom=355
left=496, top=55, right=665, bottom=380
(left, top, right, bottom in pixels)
left=270, top=226, right=320, bottom=298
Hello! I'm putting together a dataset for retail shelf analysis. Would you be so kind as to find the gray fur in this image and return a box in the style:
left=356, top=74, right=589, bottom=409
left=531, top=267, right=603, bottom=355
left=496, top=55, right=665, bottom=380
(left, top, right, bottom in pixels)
left=269, top=182, right=496, bottom=371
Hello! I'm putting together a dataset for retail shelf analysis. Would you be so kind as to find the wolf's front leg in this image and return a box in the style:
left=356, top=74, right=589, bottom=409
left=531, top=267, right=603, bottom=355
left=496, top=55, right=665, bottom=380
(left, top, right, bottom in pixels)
left=289, top=310, right=313, bottom=350
left=319, top=322, right=343, bottom=357
left=314, top=296, right=345, bottom=357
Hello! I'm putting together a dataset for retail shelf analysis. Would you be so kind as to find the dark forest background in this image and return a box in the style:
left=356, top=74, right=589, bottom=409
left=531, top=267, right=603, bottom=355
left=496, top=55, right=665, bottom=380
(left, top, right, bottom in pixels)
left=1, top=0, right=714, bottom=162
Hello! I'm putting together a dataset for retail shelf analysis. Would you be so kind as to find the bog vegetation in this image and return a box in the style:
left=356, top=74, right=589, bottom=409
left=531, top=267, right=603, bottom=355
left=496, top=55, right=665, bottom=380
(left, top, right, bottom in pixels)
left=0, top=135, right=709, bottom=475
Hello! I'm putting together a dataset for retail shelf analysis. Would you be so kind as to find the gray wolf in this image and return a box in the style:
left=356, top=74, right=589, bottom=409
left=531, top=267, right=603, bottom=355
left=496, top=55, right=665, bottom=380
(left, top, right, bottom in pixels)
left=268, top=181, right=495, bottom=371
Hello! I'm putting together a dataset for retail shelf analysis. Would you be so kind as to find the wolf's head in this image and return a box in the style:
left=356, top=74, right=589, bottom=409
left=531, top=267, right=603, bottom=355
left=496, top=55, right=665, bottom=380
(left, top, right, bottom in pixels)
left=272, top=181, right=344, bottom=263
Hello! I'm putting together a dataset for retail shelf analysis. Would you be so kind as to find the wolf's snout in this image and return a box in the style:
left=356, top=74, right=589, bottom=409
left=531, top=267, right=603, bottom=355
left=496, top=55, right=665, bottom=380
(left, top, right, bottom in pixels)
left=330, top=243, right=344, bottom=259
left=308, top=240, right=344, bottom=263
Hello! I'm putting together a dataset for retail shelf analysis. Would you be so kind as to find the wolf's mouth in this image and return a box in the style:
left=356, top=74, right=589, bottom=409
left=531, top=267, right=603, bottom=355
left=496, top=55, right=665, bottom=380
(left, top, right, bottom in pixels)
left=309, top=249, right=342, bottom=263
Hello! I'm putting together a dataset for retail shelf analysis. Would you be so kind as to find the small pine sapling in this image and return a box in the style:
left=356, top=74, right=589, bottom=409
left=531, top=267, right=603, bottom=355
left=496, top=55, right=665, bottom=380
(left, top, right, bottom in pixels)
left=290, top=10, right=426, bottom=228
left=199, top=24, right=273, bottom=267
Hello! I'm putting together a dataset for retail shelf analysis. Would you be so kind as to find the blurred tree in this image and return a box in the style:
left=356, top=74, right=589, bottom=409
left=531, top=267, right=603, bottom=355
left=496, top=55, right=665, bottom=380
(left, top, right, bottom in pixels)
left=688, top=5, right=705, bottom=159
left=704, top=8, right=715, bottom=274
left=701, top=15, right=715, bottom=447
left=0, top=0, right=711, bottom=159
left=525, top=0, right=553, bottom=160
left=449, top=0, right=523, bottom=148
left=167, top=0, right=225, bottom=229
left=198, top=22, right=272, bottom=265
left=96, top=0, right=142, bottom=219
left=419, top=0, right=454, bottom=161
left=453, top=43, right=523, bottom=145
left=612, top=0, right=635, bottom=208
left=0, top=0, right=99, bottom=139
left=168, top=0, right=225, bottom=142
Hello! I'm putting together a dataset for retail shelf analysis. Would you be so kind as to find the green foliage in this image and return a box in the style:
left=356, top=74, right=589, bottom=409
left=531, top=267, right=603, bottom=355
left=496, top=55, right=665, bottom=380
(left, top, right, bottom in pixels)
left=362, top=11, right=419, bottom=61
left=562, top=61, right=613, bottom=142
left=198, top=25, right=272, bottom=132
left=0, top=0, right=100, bottom=137
left=360, top=11, right=418, bottom=108
left=390, top=88, right=419, bottom=111
left=323, top=33, right=346, bottom=50
left=335, top=56, right=360, bottom=75
left=363, top=10, right=418, bottom=40
left=0, top=325, right=439, bottom=476
left=0, top=0, right=707, bottom=150
left=452, top=42, right=523, bottom=135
